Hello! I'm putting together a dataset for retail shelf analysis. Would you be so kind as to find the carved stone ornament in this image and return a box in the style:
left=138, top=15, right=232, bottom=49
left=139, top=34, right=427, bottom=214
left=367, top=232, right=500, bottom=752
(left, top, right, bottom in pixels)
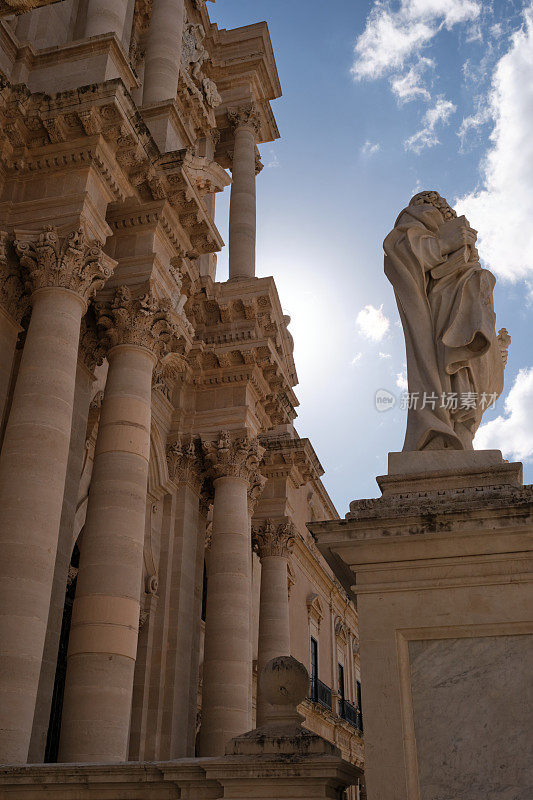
left=252, top=518, right=296, bottom=559
left=14, top=226, right=116, bottom=304
left=248, top=468, right=267, bottom=514
left=0, top=231, right=29, bottom=323
left=95, top=284, right=176, bottom=358
left=497, top=327, right=511, bottom=366
left=182, top=21, right=209, bottom=82
left=202, top=77, right=222, bottom=109
left=1, top=0, right=40, bottom=13
left=166, top=436, right=204, bottom=494
left=227, top=103, right=261, bottom=137
left=202, top=430, right=265, bottom=484
left=79, top=308, right=107, bottom=372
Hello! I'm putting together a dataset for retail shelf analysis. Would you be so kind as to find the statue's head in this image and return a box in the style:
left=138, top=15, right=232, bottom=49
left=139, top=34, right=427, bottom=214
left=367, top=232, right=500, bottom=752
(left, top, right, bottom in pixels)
left=409, top=190, right=457, bottom=221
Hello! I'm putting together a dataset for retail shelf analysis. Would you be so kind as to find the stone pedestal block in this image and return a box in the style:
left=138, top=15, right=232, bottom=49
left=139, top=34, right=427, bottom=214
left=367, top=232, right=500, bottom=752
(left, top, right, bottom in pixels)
left=311, top=452, right=533, bottom=800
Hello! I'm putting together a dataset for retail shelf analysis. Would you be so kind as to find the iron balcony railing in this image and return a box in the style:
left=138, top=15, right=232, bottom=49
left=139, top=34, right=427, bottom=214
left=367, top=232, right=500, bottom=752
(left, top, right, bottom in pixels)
left=310, top=678, right=333, bottom=710
left=339, top=698, right=364, bottom=734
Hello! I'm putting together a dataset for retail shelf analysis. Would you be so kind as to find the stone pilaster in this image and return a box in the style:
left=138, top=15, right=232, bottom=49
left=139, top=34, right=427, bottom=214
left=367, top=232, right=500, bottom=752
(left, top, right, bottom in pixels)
left=163, top=437, right=207, bottom=758
left=252, top=518, right=295, bottom=725
left=0, top=232, right=29, bottom=438
left=58, top=285, right=174, bottom=764
left=227, top=104, right=261, bottom=280
left=0, top=227, right=114, bottom=764
left=198, top=431, right=265, bottom=756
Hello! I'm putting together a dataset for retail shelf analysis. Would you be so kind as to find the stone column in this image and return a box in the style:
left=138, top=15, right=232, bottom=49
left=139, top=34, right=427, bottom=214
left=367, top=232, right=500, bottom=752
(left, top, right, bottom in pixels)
left=28, top=328, right=100, bottom=762
left=198, top=432, right=265, bottom=756
left=0, top=227, right=113, bottom=764
left=84, top=0, right=130, bottom=40
left=27, top=315, right=105, bottom=761
left=228, top=105, right=261, bottom=280
left=142, top=0, right=185, bottom=106
left=58, top=285, right=174, bottom=764
left=252, top=518, right=295, bottom=726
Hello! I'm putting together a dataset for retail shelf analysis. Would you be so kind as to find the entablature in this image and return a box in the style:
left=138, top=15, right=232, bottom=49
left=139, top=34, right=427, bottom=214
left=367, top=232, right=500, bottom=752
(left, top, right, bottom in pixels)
left=0, top=0, right=63, bottom=16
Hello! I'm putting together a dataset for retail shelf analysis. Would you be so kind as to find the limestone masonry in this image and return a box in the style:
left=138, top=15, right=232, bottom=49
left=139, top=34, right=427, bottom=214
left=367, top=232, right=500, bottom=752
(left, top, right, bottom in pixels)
left=0, top=2, right=364, bottom=800
left=0, top=3, right=530, bottom=800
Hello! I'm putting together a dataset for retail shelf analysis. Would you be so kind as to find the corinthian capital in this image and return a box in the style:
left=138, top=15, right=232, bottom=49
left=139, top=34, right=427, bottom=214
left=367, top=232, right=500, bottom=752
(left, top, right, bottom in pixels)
left=227, top=103, right=261, bottom=136
left=14, top=226, right=116, bottom=304
left=166, top=436, right=204, bottom=495
left=0, top=231, right=29, bottom=323
left=95, top=284, right=176, bottom=358
left=252, top=518, right=296, bottom=559
left=202, top=430, right=265, bottom=484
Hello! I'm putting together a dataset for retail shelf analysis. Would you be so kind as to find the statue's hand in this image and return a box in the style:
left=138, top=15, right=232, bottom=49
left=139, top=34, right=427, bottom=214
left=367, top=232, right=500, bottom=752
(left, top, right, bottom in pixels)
left=439, top=220, right=477, bottom=257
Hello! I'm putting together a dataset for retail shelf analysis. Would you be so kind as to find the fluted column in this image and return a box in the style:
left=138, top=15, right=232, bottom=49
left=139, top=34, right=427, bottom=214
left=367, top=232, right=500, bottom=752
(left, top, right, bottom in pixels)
left=0, top=227, right=113, bottom=764
left=198, top=432, right=265, bottom=756
left=253, top=518, right=295, bottom=726
left=228, top=104, right=261, bottom=280
left=84, top=0, right=130, bottom=40
left=58, top=285, right=174, bottom=764
left=143, top=0, right=185, bottom=106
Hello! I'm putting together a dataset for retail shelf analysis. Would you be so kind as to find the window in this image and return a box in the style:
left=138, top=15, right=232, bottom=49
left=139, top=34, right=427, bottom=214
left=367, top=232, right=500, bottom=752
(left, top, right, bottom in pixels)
left=310, top=636, right=318, bottom=701
left=356, top=679, right=363, bottom=732
left=338, top=663, right=345, bottom=703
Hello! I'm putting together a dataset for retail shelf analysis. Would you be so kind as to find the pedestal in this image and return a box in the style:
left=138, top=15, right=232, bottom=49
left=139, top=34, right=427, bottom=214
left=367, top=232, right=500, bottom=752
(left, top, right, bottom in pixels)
left=311, top=451, right=533, bottom=800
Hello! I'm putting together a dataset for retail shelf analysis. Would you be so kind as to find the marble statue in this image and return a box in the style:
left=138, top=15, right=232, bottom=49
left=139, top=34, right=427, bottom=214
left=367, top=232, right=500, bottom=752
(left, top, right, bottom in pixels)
left=384, top=190, right=508, bottom=451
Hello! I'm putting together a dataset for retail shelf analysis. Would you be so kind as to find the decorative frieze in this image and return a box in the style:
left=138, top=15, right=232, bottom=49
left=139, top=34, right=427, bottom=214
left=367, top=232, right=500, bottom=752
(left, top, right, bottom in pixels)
left=252, top=518, right=296, bottom=559
left=202, top=430, right=265, bottom=484
left=14, top=227, right=115, bottom=304
left=95, top=284, right=176, bottom=358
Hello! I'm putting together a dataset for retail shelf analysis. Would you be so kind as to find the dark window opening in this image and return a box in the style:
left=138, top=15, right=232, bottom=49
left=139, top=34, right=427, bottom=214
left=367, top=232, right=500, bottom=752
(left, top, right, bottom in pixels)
left=44, top=543, right=80, bottom=762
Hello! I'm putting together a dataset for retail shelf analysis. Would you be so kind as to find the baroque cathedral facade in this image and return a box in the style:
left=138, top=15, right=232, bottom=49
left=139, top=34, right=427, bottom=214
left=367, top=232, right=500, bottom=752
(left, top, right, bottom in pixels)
left=0, top=0, right=364, bottom=787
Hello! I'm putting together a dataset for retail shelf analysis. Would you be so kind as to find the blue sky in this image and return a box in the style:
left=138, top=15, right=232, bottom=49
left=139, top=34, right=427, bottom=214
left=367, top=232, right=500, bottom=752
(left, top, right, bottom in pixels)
left=209, top=0, right=533, bottom=512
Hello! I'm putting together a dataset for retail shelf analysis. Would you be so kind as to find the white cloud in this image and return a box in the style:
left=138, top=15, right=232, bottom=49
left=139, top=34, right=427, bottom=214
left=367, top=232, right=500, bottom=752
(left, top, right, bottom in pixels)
left=455, top=4, right=533, bottom=281
left=405, top=97, right=456, bottom=152
left=361, top=140, right=381, bottom=156
left=379, top=351, right=392, bottom=359
left=396, top=369, right=408, bottom=390
left=475, top=367, right=533, bottom=461
left=352, top=0, right=481, bottom=81
left=266, top=149, right=280, bottom=168
left=356, top=304, right=390, bottom=342
left=458, top=102, right=492, bottom=145
left=391, top=57, right=434, bottom=102
left=351, top=352, right=363, bottom=366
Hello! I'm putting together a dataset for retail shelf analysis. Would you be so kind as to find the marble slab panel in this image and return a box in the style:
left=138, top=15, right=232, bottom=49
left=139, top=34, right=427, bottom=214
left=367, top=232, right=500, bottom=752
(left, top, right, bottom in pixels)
left=409, top=634, right=533, bottom=800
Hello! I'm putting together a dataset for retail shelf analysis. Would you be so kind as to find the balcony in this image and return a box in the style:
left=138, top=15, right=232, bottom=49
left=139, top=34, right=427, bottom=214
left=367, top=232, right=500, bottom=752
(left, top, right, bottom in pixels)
left=310, top=678, right=332, bottom=711
left=339, top=698, right=363, bottom=734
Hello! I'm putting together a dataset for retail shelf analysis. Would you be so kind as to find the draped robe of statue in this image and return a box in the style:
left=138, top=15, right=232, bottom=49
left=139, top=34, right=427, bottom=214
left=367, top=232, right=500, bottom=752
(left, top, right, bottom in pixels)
left=384, top=200, right=505, bottom=451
